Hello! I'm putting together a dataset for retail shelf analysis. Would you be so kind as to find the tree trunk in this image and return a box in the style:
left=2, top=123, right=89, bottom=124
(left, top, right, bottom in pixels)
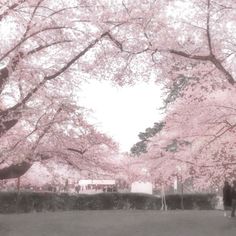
left=17, top=177, right=21, bottom=193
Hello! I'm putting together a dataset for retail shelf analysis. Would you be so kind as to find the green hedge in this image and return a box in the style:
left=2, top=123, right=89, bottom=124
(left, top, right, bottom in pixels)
left=0, top=192, right=217, bottom=213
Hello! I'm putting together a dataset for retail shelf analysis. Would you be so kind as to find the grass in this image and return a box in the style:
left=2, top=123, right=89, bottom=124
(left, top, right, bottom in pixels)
left=0, top=210, right=235, bottom=236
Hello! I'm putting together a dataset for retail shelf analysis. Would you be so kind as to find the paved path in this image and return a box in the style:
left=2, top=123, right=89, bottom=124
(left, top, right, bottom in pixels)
left=0, top=210, right=235, bottom=236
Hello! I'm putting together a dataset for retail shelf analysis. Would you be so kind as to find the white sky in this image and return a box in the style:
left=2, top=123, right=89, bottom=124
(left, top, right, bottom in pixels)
left=79, top=80, right=165, bottom=152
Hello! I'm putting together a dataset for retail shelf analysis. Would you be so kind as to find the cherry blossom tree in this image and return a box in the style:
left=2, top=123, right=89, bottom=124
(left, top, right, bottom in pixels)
left=1, top=0, right=236, bottom=186
left=139, top=86, right=236, bottom=190
left=57, top=122, right=119, bottom=178
left=0, top=97, right=118, bottom=178
left=0, top=0, right=118, bottom=136
left=114, top=0, right=236, bottom=190
left=0, top=0, right=124, bottom=178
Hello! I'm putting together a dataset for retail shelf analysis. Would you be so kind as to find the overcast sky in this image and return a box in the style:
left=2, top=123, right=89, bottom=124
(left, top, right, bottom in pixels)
left=79, top=80, right=164, bottom=152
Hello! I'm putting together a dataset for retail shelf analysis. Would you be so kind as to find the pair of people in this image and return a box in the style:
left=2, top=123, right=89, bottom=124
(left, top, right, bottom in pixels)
left=223, top=180, right=236, bottom=218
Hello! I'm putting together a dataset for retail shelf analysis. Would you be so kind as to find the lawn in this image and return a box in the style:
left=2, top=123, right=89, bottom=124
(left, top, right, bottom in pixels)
left=0, top=210, right=235, bottom=236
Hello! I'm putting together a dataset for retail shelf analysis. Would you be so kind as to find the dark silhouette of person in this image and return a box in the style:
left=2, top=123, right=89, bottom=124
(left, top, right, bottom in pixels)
left=223, top=181, right=232, bottom=217
left=231, top=180, right=236, bottom=217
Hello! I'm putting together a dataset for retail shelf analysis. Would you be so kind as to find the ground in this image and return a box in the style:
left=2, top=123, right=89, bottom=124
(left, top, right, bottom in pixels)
left=0, top=210, right=235, bottom=236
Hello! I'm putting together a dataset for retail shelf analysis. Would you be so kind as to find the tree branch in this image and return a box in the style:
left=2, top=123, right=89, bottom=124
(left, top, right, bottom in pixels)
left=210, top=56, right=235, bottom=85
left=169, top=49, right=235, bottom=85
left=27, top=40, right=72, bottom=55
left=0, top=29, right=126, bottom=136
left=0, top=161, right=32, bottom=180
left=0, top=26, right=68, bottom=62
left=169, top=49, right=211, bottom=61
left=45, top=31, right=110, bottom=80
left=0, top=0, right=26, bottom=21
left=67, top=148, right=87, bottom=155
left=206, top=0, right=213, bottom=55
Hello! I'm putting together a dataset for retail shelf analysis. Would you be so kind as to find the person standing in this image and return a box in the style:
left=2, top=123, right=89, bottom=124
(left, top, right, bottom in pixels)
left=231, top=180, right=236, bottom=217
left=223, top=181, right=231, bottom=217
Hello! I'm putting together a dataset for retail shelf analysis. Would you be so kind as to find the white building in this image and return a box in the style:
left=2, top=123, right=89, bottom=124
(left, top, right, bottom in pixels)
left=131, top=181, right=153, bottom=195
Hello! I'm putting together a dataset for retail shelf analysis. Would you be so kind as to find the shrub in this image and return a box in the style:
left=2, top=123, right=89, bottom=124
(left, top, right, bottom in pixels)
left=0, top=191, right=217, bottom=213
left=165, top=193, right=217, bottom=210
